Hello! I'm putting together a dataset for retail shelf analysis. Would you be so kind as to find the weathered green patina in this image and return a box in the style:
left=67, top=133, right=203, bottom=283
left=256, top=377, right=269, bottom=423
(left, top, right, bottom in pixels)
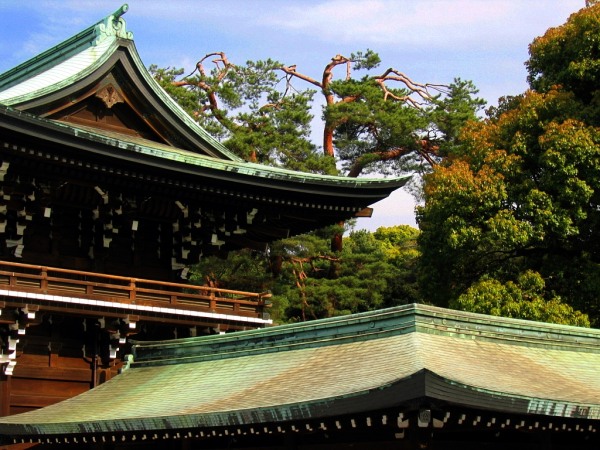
left=1, top=304, right=599, bottom=445
left=0, top=105, right=406, bottom=194
left=0, top=5, right=133, bottom=105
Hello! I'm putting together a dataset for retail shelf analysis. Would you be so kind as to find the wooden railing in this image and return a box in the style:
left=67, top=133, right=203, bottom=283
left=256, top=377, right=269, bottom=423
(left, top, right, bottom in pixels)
left=0, top=260, right=271, bottom=320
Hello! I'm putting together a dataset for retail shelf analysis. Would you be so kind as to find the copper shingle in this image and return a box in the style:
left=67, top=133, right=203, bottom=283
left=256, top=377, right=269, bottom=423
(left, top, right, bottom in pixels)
left=1, top=304, right=600, bottom=440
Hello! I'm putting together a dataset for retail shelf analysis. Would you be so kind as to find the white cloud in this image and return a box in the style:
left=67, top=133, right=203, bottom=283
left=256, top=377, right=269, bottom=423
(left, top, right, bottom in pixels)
left=262, top=0, right=582, bottom=48
left=8, top=0, right=584, bottom=57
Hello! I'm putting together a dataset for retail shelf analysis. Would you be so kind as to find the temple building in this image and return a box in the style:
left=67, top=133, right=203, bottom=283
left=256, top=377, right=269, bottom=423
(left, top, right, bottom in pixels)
left=2, top=5, right=600, bottom=450
left=0, top=5, right=406, bottom=416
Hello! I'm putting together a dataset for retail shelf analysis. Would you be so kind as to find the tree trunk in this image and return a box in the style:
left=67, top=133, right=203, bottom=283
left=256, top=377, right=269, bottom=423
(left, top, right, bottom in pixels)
left=269, top=254, right=283, bottom=277
left=323, top=124, right=335, bottom=157
left=328, top=221, right=343, bottom=279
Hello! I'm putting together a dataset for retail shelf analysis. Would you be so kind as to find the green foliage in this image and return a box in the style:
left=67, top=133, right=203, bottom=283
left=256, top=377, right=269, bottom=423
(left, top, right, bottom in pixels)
left=330, top=76, right=427, bottom=175
left=188, top=226, right=421, bottom=324
left=151, top=51, right=483, bottom=179
left=189, top=249, right=272, bottom=293
left=485, top=95, right=523, bottom=121
left=150, top=60, right=336, bottom=174
left=527, top=4, right=600, bottom=104
left=452, top=271, right=590, bottom=327
left=418, top=4, right=600, bottom=326
left=153, top=16, right=600, bottom=328
left=373, top=224, right=420, bottom=258
left=429, top=79, right=486, bottom=157
left=224, top=90, right=332, bottom=171
left=418, top=89, right=600, bottom=324
left=332, top=77, right=484, bottom=177
left=372, top=225, right=422, bottom=303
left=279, top=227, right=421, bottom=322
left=149, top=65, right=204, bottom=123
left=348, top=49, right=381, bottom=71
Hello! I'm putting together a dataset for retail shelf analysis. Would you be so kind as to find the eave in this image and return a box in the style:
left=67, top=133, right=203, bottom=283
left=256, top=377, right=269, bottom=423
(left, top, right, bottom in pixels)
left=0, top=104, right=407, bottom=261
left=0, top=104, right=408, bottom=208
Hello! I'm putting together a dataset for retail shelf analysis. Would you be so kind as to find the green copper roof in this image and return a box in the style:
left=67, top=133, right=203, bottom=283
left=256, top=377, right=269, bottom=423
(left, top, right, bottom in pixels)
left=0, top=4, right=243, bottom=162
left=0, top=5, right=132, bottom=103
left=57, top=120, right=410, bottom=189
left=1, top=304, right=599, bottom=441
left=0, top=105, right=409, bottom=196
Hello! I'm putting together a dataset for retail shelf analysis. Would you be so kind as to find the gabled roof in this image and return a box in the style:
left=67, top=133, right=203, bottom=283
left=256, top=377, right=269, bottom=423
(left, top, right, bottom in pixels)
left=1, top=304, right=599, bottom=444
left=0, top=4, right=241, bottom=161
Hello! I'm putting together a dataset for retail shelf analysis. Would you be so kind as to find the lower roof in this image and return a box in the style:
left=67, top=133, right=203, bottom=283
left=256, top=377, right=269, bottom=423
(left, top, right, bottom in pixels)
left=1, top=304, right=600, bottom=441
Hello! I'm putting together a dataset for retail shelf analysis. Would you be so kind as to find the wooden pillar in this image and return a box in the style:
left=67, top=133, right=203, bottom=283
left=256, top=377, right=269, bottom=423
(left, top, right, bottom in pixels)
left=0, top=371, right=10, bottom=416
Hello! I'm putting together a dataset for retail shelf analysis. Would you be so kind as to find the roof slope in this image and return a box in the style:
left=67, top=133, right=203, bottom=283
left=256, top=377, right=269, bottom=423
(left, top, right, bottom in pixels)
left=1, top=304, right=599, bottom=440
left=0, top=4, right=241, bottom=161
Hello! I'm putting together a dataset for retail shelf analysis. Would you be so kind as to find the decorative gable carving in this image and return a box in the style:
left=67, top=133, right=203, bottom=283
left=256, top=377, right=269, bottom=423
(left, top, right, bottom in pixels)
left=47, top=72, right=164, bottom=142
left=94, top=4, right=133, bottom=44
left=96, top=83, right=124, bottom=109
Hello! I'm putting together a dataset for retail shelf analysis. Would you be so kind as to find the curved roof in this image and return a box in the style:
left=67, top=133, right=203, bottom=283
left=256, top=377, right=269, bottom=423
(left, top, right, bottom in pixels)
left=0, top=104, right=408, bottom=205
left=1, top=304, right=599, bottom=443
left=0, top=4, right=242, bottom=162
left=0, top=5, right=410, bottom=255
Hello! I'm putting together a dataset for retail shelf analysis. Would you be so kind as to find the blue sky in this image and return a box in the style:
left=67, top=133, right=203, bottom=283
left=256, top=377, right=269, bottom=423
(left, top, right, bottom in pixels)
left=0, top=0, right=586, bottom=230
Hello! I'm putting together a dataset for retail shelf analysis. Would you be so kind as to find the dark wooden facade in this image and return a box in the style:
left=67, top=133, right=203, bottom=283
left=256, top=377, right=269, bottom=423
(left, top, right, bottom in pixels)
left=0, top=259, right=271, bottom=417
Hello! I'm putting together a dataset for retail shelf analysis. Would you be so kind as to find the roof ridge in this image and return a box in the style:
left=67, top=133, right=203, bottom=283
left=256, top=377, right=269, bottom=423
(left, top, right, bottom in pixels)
left=0, top=5, right=132, bottom=93
left=130, top=304, right=600, bottom=368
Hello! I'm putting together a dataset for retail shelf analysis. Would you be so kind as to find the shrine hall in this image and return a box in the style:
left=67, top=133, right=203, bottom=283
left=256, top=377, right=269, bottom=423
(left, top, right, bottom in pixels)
left=0, top=5, right=599, bottom=450
left=0, top=2, right=406, bottom=414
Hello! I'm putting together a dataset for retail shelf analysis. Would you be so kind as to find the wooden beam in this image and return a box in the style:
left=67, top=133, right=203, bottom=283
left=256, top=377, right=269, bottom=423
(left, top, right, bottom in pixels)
left=11, top=366, right=91, bottom=383
left=355, top=207, right=373, bottom=218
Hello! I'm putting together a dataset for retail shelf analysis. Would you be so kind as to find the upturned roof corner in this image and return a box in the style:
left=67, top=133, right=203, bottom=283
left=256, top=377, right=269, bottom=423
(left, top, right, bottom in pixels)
left=0, top=5, right=133, bottom=98
left=94, top=4, right=134, bottom=44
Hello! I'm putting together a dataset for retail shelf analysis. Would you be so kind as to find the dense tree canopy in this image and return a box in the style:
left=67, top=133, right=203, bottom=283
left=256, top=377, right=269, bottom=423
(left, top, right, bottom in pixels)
left=454, top=271, right=589, bottom=327
left=190, top=226, right=421, bottom=323
left=417, top=4, right=600, bottom=326
left=527, top=4, right=600, bottom=108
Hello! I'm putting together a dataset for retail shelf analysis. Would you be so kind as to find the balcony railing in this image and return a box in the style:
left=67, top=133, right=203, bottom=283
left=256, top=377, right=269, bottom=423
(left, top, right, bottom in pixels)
left=0, top=260, right=271, bottom=322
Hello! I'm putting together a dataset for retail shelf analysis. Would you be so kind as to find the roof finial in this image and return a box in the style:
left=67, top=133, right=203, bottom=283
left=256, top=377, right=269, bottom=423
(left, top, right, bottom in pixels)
left=94, top=4, right=133, bottom=43
left=113, top=4, right=129, bottom=20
